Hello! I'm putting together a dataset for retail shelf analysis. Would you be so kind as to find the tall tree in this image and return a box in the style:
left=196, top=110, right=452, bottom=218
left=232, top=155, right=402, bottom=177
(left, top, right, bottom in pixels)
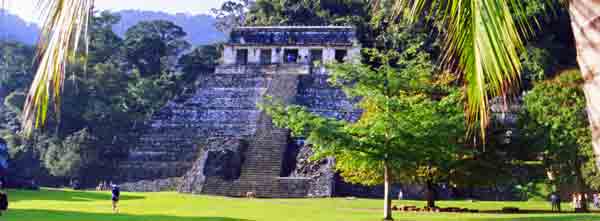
left=523, top=69, right=600, bottom=199
left=88, top=11, right=123, bottom=64
left=263, top=50, right=465, bottom=220
left=124, top=20, right=190, bottom=77
left=178, top=45, right=220, bottom=77
left=212, top=0, right=254, bottom=33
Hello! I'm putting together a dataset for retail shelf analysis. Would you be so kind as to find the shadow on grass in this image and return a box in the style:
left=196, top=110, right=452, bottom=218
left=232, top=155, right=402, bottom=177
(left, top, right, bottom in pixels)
left=7, top=189, right=145, bottom=202
left=5, top=209, right=254, bottom=221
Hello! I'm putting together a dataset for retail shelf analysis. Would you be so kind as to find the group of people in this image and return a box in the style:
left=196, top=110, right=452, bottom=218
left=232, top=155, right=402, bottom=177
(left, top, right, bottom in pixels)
left=551, top=191, right=600, bottom=212
left=571, top=193, right=586, bottom=211
left=571, top=192, right=600, bottom=210
left=96, top=181, right=113, bottom=191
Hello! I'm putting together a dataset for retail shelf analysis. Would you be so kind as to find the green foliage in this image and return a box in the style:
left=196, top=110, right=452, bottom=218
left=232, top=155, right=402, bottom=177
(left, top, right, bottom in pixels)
left=245, top=0, right=373, bottom=43
left=246, top=0, right=368, bottom=26
left=374, top=0, right=550, bottom=140
left=0, top=11, right=218, bottom=184
left=515, top=182, right=552, bottom=202
left=520, top=46, right=556, bottom=83
left=523, top=69, right=600, bottom=189
left=0, top=131, right=57, bottom=181
left=43, top=129, right=97, bottom=178
left=124, top=20, right=190, bottom=76
left=263, top=50, right=465, bottom=187
left=123, top=73, right=176, bottom=119
left=88, top=11, right=124, bottom=64
left=0, top=41, right=35, bottom=93
left=178, top=45, right=220, bottom=82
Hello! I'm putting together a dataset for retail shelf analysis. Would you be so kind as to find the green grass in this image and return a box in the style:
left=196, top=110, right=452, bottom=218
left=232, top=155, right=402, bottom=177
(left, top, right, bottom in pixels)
left=3, top=188, right=600, bottom=221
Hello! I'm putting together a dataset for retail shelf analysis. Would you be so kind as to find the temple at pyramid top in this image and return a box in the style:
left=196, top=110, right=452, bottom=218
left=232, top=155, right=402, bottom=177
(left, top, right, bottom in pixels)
left=222, top=26, right=361, bottom=66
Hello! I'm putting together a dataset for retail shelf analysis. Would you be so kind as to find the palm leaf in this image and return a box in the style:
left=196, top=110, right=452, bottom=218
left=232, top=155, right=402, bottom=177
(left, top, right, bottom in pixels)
left=374, top=0, right=538, bottom=140
left=22, top=0, right=93, bottom=135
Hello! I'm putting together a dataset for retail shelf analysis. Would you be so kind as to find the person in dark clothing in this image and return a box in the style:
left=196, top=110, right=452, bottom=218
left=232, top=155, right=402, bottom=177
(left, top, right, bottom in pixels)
left=556, top=193, right=562, bottom=212
left=0, top=191, right=8, bottom=216
left=111, top=184, right=120, bottom=213
left=550, top=192, right=561, bottom=212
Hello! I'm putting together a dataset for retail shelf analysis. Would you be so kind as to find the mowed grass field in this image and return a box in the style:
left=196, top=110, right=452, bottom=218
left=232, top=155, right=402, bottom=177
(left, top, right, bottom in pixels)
left=3, top=188, right=600, bottom=221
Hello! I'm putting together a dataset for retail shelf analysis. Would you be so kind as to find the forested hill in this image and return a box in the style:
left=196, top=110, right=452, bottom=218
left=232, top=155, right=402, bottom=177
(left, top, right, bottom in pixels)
left=0, top=10, right=225, bottom=45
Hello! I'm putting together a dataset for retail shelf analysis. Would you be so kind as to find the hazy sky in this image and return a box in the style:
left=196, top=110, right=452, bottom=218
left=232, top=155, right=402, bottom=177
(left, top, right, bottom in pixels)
left=2, top=0, right=227, bottom=23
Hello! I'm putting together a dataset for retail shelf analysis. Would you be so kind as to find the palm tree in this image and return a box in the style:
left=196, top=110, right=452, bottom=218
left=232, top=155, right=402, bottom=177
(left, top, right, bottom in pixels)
left=372, top=0, right=599, bottom=219
left=376, top=0, right=542, bottom=136
left=569, top=0, right=600, bottom=174
left=21, top=0, right=93, bottom=134
left=377, top=1, right=600, bottom=166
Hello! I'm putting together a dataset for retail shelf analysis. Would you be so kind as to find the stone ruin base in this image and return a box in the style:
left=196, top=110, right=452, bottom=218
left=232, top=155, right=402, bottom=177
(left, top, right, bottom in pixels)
left=118, top=138, right=338, bottom=198
left=120, top=178, right=182, bottom=192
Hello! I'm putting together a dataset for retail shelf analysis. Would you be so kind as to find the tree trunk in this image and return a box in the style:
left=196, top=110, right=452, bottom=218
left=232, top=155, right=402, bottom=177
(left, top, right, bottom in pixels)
left=425, top=180, right=436, bottom=208
left=574, top=155, right=589, bottom=212
left=383, top=161, right=393, bottom=221
left=570, top=0, right=600, bottom=171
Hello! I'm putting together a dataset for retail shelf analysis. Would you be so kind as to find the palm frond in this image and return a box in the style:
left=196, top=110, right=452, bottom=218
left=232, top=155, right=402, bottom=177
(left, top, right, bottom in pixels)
left=375, top=0, right=536, bottom=140
left=22, top=0, right=93, bottom=135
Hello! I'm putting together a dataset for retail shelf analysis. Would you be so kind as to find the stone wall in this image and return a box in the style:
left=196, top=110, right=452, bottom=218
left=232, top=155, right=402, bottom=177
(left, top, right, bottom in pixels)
left=229, top=26, right=356, bottom=46
left=290, top=144, right=336, bottom=197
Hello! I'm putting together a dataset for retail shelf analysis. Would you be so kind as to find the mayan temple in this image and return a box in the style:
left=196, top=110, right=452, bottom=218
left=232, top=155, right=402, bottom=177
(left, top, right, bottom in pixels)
left=117, top=26, right=363, bottom=198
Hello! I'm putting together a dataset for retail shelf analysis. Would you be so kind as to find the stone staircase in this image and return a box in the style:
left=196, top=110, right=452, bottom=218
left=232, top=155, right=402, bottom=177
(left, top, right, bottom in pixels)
left=120, top=71, right=269, bottom=181
left=198, top=73, right=311, bottom=198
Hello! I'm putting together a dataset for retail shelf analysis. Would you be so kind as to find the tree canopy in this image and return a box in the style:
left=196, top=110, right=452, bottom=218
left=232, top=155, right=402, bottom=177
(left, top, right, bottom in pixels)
left=263, top=48, right=465, bottom=218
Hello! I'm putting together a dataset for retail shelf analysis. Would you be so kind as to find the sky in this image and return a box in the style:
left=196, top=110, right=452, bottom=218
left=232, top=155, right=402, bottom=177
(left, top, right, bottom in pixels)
left=2, top=0, right=227, bottom=23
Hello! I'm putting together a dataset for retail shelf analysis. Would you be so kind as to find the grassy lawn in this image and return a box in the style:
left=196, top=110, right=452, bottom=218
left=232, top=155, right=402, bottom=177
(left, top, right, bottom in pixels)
left=3, top=188, right=600, bottom=221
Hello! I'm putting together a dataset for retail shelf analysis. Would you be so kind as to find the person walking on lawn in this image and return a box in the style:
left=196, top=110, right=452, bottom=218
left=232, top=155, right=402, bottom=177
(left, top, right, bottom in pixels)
left=111, top=184, right=121, bottom=213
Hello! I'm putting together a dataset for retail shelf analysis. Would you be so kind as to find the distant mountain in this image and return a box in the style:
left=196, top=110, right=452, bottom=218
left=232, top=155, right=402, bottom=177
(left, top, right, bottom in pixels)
left=114, top=10, right=226, bottom=45
left=0, top=10, right=225, bottom=46
left=0, top=10, right=39, bottom=45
